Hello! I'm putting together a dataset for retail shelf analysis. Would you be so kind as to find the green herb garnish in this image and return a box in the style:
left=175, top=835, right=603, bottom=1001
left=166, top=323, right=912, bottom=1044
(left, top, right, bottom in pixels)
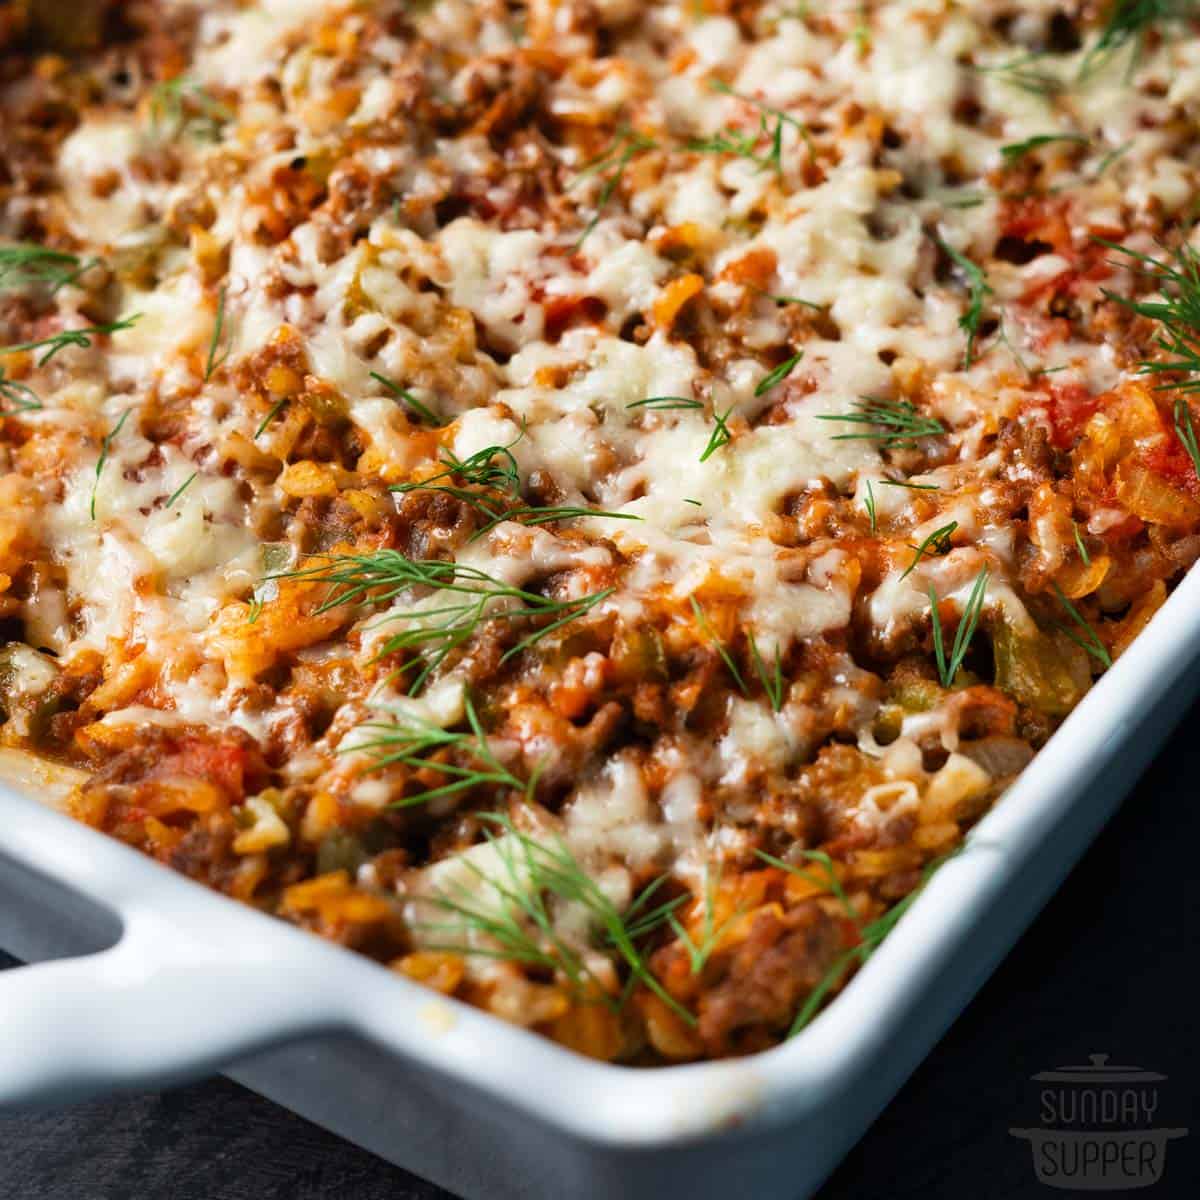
left=667, top=863, right=742, bottom=975
left=0, top=244, right=95, bottom=294
left=391, top=439, right=633, bottom=538
left=864, top=478, right=877, bottom=533
left=150, top=76, right=231, bottom=141
left=761, top=292, right=823, bottom=311
left=900, top=521, right=959, bottom=581
left=999, top=133, right=1089, bottom=162
left=1073, top=522, right=1091, bottom=566
left=690, top=596, right=747, bottom=694
left=1080, top=0, right=1188, bottom=81
left=818, top=397, right=946, bottom=448
left=1175, top=397, right=1200, bottom=480
left=929, top=566, right=990, bottom=687
left=277, top=551, right=613, bottom=695
left=971, top=52, right=1064, bottom=98
left=934, top=236, right=993, bottom=367
left=1052, top=583, right=1112, bottom=668
left=692, top=80, right=813, bottom=173
left=1098, top=238, right=1200, bottom=393
left=418, top=809, right=692, bottom=1023
left=91, top=409, right=132, bottom=521
left=472, top=505, right=640, bottom=540
left=371, top=370, right=440, bottom=425
left=572, top=128, right=658, bottom=249
left=204, top=286, right=229, bottom=381
left=393, top=441, right=521, bottom=513
left=164, top=471, right=198, bottom=508
left=786, top=849, right=960, bottom=1035
left=699, top=404, right=736, bottom=462
left=755, top=350, right=803, bottom=397
left=880, top=479, right=940, bottom=491
left=254, top=397, right=288, bottom=439
left=755, top=848, right=859, bottom=923
left=3, top=315, right=141, bottom=367
left=348, top=692, right=532, bottom=802
left=0, top=369, right=39, bottom=415
left=627, top=396, right=704, bottom=411
left=1093, top=141, right=1133, bottom=177
left=748, top=631, right=785, bottom=712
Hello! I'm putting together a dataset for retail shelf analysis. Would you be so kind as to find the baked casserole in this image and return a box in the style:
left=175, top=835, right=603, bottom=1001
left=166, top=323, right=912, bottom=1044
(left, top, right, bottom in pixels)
left=1, top=0, right=1198, bottom=1063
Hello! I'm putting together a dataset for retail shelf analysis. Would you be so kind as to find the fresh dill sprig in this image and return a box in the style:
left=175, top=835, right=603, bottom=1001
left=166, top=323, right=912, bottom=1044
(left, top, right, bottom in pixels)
left=1175, top=397, right=1200, bottom=480
left=786, top=848, right=960, bottom=1036
left=760, top=291, right=824, bottom=311
left=150, top=76, right=231, bottom=141
left=626, top=396, right=704, bottom=411
left=0, top=369, right=39, bottom=415
left=851, top=3, right=871, bottom=53
left=667, top=863, right=743, bottom=975
left=419, top=810, right=692, bottom=1023
left=688, top=125, right=777, bottom=168
left=0, top=244, right=95, bottom=294
left=393, top=441, right=522, bottom=513
left=347, top=692, right=532, bottom=804
left=970, top=52, right=1064, bottom=98
left=276, top=551, right=614, bottom=694
left=1073, top=522, right=1092, bottom=566
left=164, top=471, right=198, bottom=508
left=371, top=370, right=440, bottom=425
left=929, top=566, right=990, bottom=688
left=418, top=827, right=591, bottom=987
left=818, top=397, right=947, bottom=448
left=934, top=236, right=993, bottom=367
left=204, top=286, right=229, bottom=381
left=941, top=192, right=987, bottom=210
left=900, top=521, right=959, bottom=581
left=1079, top=0, right=1188, bottom=81
left=1098, top=238, right=1200, bottom=393
left=864, top=479, right=877, bottom=533
left=755, top=350, right=803, bottom=397
left=572, top=127, right=658, bottom=249
left=91, top=409, right=132, bottom=521
left=626, top=395, right=733, bottom=461
left=880, top=479, right=939, bottom=491
left=2, top=315, right=141, bottom=367
left=754, top=848, right=859, bottom=923
left=254, top=397, right=288, bottom=439
left=748, top=631, right=785, bottom=712
left=1093, top=141, right=1133, bottom=178
left=999, top=133, right=1089, bottom=162
left=472, top=505, right=640, bottom=540
left=1051, top=583, right=1112, bottom=668
left=390, top=440, right=629, bottom=538
left=695, top=80, right=814, bottom=173
left=699, top=404, right=736, bottom=462
left=689, top=596, right=748, bottom=694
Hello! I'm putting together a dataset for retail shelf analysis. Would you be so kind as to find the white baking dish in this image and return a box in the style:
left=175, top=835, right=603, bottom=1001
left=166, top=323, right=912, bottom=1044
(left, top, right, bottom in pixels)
left=2, top=566, right=1198, bottom=1200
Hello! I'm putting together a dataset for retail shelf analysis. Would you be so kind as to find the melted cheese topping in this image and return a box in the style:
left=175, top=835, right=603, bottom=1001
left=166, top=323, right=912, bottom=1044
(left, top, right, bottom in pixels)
left=3, top=0, right=1198, bottom=1059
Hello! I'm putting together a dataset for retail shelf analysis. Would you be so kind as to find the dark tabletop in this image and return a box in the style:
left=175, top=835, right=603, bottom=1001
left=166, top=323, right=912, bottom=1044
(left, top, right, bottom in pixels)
left=3, top=697, right=1199, bottom=1200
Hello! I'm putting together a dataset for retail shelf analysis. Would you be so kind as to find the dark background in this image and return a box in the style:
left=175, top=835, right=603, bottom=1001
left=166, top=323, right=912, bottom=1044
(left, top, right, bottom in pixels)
left=3, top=696, right=1198, bottom=1200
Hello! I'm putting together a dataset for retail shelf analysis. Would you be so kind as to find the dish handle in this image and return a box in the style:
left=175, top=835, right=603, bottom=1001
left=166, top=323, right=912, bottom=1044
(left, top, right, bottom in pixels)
left=0, top=911, right=339, bottom=1109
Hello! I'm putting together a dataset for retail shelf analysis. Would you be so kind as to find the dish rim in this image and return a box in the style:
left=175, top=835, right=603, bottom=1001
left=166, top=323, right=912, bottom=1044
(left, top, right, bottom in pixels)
left=1, top=563, right=1198, bottom=1148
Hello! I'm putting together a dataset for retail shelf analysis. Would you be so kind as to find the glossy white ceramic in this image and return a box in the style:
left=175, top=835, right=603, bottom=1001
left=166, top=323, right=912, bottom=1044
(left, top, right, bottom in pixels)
left=2, top=567, right=1198, bottom=1200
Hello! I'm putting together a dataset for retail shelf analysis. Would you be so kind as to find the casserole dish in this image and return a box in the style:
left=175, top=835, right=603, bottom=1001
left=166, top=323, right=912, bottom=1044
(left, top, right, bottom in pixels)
left=3, top=561, right=1199, bottom=1200
left=6, top=2, right=1200, bottom=1195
